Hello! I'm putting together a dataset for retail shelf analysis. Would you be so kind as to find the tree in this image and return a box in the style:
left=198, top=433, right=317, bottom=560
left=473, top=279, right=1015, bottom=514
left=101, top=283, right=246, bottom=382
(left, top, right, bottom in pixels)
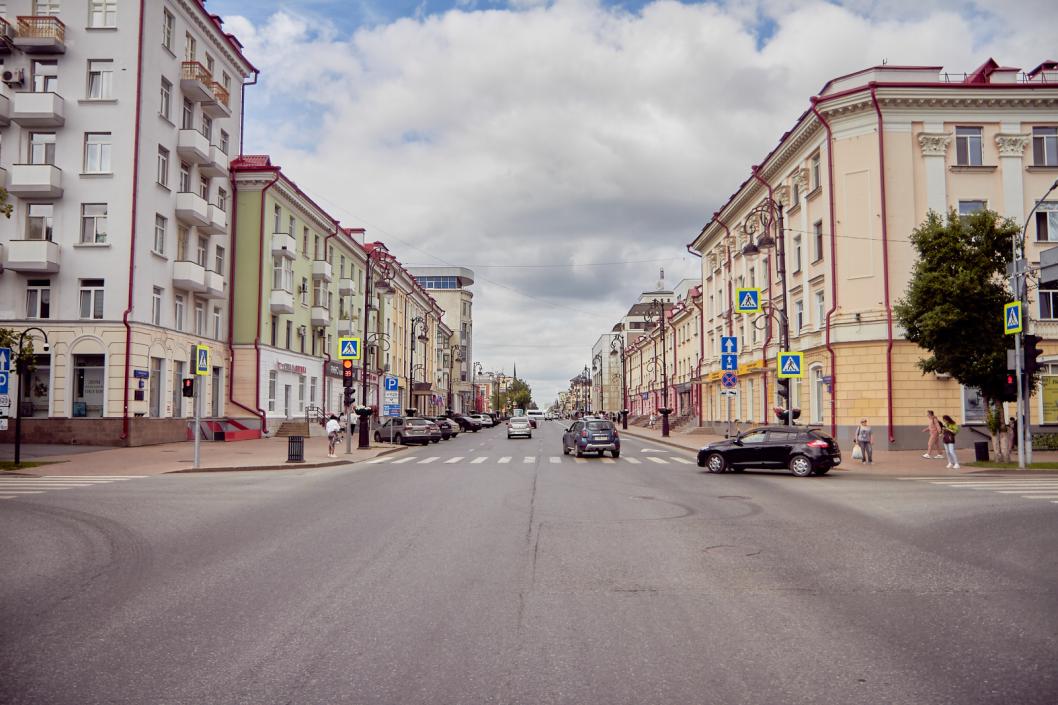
left=894, top=208, right=1020, bottom=461
left=507, top=378, right=533, bottom=411
left=0, top=327, right=35, bottom=372
left=0, top=187, right=11, bottom=219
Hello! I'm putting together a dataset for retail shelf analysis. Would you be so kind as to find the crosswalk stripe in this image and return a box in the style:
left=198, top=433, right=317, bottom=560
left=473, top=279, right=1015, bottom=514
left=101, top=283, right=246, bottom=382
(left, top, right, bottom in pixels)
left=646, top=457, right=669, bottom=464
left=0, top=491, right=45, bottom=495
left=498, top=457, right=511, bottom=464
left=366, top=457, right=389, bottom=463
left=524, top=456, right=535, bottom=463
left=574, top=458, right=587, bottom=464
left=549, top=456, right=561, bottom=463
left=445, top=457, right=464, bottom=464
left=418, top=457, right=440, bottom=464
left=623, top=457, right=642, bottom=464
left=670, top=457, right=694, bottom=465
left=390, top=457, right=416, bottom=464
left=470, top=457, right=488, bottom=464
left=47, top=476, right=146, bottom=479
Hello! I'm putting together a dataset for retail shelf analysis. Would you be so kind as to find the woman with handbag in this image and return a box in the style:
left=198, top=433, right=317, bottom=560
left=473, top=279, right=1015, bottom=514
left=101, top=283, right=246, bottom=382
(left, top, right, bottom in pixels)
left=941, top=414, right=960, bottom=469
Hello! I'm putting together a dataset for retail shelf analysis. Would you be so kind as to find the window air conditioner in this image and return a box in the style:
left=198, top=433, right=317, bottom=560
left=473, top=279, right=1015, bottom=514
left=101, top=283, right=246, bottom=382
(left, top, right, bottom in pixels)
left=2, top=68, right=25, bottom=87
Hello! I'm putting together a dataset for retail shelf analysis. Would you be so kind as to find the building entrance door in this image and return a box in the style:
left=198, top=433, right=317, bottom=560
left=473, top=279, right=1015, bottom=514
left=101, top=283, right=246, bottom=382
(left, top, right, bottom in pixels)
left=211, top=367, right=221, bottom=417
left=284, top=385, right=292, bottom=419
left=149, top=357, right=164, bottom=417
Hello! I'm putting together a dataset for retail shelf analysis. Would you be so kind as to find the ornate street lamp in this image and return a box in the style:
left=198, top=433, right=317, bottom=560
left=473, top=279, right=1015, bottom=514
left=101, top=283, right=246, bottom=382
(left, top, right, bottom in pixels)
left=610, top=334, right=628, bottom=429
left=645, top=299, right=671, bottom=436
left=13, top=327, right=49, bottom=466
left=358, top=246, right=396, bottom=449
left=408, top=315, right=429, bottom=413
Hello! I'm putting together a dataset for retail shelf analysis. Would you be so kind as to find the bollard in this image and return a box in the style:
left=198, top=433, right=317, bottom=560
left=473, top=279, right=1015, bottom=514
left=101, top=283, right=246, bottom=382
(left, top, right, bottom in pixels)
left=287, top=435, right=305, bottom=463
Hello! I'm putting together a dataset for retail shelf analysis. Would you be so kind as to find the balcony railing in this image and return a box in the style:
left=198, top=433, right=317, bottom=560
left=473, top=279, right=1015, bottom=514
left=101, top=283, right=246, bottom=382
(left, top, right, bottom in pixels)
left=181, top=60, right=211, bottom=85
left=17, top=16, right=65, bottom=41
left=212, top=82, right=230, bottom=108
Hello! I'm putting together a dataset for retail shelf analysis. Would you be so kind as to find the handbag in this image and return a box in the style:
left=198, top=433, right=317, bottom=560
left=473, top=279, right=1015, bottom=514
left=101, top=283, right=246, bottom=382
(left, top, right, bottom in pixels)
left=852, top=444, right=863, bottom=460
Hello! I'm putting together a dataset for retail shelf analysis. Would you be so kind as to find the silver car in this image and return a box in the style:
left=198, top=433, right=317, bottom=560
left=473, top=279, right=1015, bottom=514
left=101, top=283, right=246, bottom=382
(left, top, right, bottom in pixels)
left=507, top=417, right=532, bottom=439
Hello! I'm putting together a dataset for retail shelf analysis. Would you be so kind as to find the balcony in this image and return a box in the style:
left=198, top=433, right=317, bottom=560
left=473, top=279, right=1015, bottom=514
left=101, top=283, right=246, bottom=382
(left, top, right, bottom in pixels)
left=270, top=288, right=294, bottom=314
left=200, top=145, right=229, bottom=177
left=11, top=91, right=65, bottom=127
left=7, top=164, right=62, bottom=197
left=0, top=18, right=14, bottom=53
left=175, top=192, right=210, bottom=227
left=204, top=270, right=225, bottom=299
left=0, top=94, right=9, bottom=125
left=337, top=319, right=354, bottom=335
left=202, top=82, right=231, bottom=118
left=311, top=306, right=330, bottom=327
left=271, top=232, right=296, bottom=259
left=14, top=16, right=65, bottom=54
left=180, top=61, right=213, bottom=102
left=172, top=260, right=207, bottom=292
left=5, top=239, right=60, bottom=273
left=312, top=260, right=332, bottom=282
left=201, top=204, right=227, bottom=234
left=338, top=277, right=355, bottom=295
left=176, top=129, right=210, bottom=164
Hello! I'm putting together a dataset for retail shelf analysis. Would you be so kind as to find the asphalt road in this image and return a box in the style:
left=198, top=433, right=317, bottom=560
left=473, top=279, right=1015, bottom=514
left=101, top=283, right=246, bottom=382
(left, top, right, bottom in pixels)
left=1, top=421, right=1056, bottom=704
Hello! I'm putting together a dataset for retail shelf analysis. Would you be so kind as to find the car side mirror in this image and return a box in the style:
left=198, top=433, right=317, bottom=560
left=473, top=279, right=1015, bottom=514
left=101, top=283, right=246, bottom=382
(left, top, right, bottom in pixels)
left=732, top=437, right=743, bottom=446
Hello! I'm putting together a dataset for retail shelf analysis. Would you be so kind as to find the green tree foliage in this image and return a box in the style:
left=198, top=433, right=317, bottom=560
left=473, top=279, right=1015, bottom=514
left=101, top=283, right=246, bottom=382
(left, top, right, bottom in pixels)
left=894, top=208, right=1020, bottom=402
left=0, top=327, right=35, bottom=372
left=507, top=378, right=533, bottom=410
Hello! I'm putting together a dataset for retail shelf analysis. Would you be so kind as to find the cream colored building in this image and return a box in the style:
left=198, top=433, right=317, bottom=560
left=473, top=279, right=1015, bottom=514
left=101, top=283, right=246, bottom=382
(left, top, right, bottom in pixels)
left=689, top=59, right=1058, bottom=448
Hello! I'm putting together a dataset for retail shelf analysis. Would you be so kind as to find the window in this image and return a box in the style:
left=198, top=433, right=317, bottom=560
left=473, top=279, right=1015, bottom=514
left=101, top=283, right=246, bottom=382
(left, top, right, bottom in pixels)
left=298, top=375, right=305, bottom=412
left=32, top=60, right=58, bottom=92
left=160, top=78, right=171, bottom=119
left=214, top=245, right=225, bottom=274
left=152, top=287, right=163, bottom=326
left=810, top=153, right=820, bottom=190
left=26, top=279, right=51, bottom=319
left=310, top=376, right=317, bottom=405
left=89, top=0, right=117, bottom=28
left=791, top=177, right=800, bottom=205
left=301, top=226, right=309, bottom=256
left=217, top=187, right=227, bottom=211
left=313, top=234, right=320, bottom=259
left=285, top=320, right=292, bottom=349
left=80, top=203, right=107, bottom=243
left=201, top=114, right=212, bottom=141
left=176, top=226, right=189, bottom=260
left=181, top=98, right=193, bottom=129
left=300, top=277, right=309, bottom=306
left=162, top=9, right=174, bottom=51
left=792, top=235, right=802, bottom=273
left=219, top=129, right=229, bottom=155
left=1036, top=202, right=1058, bottom=242
left=83, top=132, right=112, bottom=172
left=222, top=71, right=231, bottom=92
left=212, top=306, right=222, bottom=340
left=955, top=126, right=983, bottom=166
left=272, top=205, right=281, bottom=233
left=1034, top=127, right=1058, bottom=167
left=958, top=200, right=987, bottom=216
left=29, top=132, right=56, bottom=164
left=812, top=220, right=823, bottom=261
left=272, top=257, right=293, bottom=291
left=270, top=315, right=278, bottom=347
left=153, top=214, right=167, bottom=254
left=34, top=1, right=60, bottom=15
left=79, top=279, right=105, bottom=319
left=179, top=162, right=191, bottom=192
left=174, top=294, right=185, bottom=331
left=156, top=146, right=170, bottom=186
left=199, top=176, right=209, bottom=200
left=268, top=371, right=277, bottom=412
left=196, top=236, right=208, bottom=267
left=194, top=300, right=205, bottom=336
left=205, top=53, right=215, bottom=76
left=339, top=255, right=346, bottom=278
left=185, top=33, right=196, bottom=62
left=814, top=291, right=825, bottom=329
left=795, top=300, right=804, bottom=332
left=86, top=60, right=113, bottom=99
left=27, top=204, right=54, bottom=240
left=1039, top=290, right=1058, bottom=320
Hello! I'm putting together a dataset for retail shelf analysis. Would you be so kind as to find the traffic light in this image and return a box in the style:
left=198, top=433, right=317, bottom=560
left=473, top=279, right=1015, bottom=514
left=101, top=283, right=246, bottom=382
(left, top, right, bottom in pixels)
left=343, top=387, right=355, bottom=407
left=776, top=378, right=790, bottom=400
left=342, top=359, right=354, bottom=388
left=1023, top=334, right=1043, bottom=379
left=1003, top=371, right=1018, bottom=400
left=182, top=377, right=195, bottom=398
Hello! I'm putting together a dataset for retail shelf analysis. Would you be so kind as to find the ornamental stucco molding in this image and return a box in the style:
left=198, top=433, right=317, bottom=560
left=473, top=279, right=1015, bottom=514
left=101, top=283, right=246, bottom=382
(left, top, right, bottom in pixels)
left=995, top=133, right=1032, bottom=158
left=775, top=185, right=791, bottom=209
left=917, top=132, right=952, bottom=157
left=791, top=167, right=810, bottom=194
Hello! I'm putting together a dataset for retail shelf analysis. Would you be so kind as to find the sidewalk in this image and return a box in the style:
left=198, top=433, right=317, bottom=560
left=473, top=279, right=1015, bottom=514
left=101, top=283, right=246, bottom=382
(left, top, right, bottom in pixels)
left=619, top=424, right=1054, bottom=476
left=0, top=436, right=406, bottom=477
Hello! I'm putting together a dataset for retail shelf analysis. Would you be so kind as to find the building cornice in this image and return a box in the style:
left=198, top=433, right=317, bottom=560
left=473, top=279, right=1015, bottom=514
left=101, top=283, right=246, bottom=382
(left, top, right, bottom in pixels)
left=177, top=0, right=256, bottom=76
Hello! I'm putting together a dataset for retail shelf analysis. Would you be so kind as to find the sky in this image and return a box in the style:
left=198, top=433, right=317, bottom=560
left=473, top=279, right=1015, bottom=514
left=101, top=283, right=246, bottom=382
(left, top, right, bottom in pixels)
left=207, top=0, right=1050, bottom=407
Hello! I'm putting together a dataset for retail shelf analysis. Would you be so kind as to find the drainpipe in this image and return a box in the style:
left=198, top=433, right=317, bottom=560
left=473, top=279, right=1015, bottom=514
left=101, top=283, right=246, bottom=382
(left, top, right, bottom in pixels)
left=810, top=96, right=840, bottom=438
left=239, top=70, right=259, bottom=156
left=322, top=223, right=340, bottom=413
left=120, top=0, right=148, bottom=441
left=751, top=168, right=777, bottom=424
left=870, top=84, right=896, bottom=445
left=251, top=172, right=282, bottom=434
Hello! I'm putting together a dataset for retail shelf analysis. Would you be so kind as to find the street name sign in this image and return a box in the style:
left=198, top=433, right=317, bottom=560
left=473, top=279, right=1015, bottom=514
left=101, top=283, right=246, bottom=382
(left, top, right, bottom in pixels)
left=194, top=345, right=210, bottom=376
left=735, top=288, right=761, bottom=314
left=338, top=337, right=362, bottom=360
left=721, top=336, right=738, bottom=354
left=1004, top=301, right=1022, bottom=335
left=777, top=352, right=804, bottom=379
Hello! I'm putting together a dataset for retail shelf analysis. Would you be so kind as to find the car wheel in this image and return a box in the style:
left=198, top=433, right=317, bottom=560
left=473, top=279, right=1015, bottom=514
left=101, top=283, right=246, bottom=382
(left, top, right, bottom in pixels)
left=432, top=438, right=440, bottom=444
left=374, top=432, right=381, bottom=442
left=612, top=450, right=620, bottom=458
left=706, top=452, right=726, bottom=473
left=394, top=433, right=403, bottom=445
left=575, top=446, right=583, bottom=458
left=814, top=467, right=831, bottom=475
left=562, top=445, right=569, bottom=455
left=789, top=454, right=814, bottom=477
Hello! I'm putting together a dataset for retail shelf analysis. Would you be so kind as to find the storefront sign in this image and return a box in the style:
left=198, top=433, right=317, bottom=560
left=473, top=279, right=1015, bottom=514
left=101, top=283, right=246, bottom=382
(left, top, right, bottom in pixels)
left=1043, top=376, right=1058, bottom=424
left=738, top=359, right=764, bottom=374
left=276, top=362, right=307, bottom=375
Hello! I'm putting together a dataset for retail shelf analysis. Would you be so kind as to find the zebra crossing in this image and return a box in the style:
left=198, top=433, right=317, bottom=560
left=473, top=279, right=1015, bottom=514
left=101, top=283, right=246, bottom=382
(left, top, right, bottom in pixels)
left=899, top=475, right=1058, bottom=505
left=0, top=476, right=148, bottom=500
left=366, top=454, right=696, bottom=466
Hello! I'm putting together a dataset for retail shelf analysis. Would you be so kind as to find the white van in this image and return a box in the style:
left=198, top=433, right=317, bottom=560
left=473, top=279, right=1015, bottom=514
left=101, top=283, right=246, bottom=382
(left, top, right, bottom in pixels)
left=526, top=409, right=546, bottom=424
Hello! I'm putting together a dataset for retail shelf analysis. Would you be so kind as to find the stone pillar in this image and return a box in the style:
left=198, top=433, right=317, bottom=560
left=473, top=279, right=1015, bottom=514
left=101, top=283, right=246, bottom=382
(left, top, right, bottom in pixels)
left=917, top=132, right=952, bottom=215
left=995, top=133, right=1032, bottom=221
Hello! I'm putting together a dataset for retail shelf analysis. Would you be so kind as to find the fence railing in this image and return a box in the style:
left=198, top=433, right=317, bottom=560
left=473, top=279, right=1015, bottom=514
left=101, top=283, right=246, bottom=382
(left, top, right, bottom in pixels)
left=17, top=16, right=65, bottom=41
left=181, top=61, right=212, bottom=85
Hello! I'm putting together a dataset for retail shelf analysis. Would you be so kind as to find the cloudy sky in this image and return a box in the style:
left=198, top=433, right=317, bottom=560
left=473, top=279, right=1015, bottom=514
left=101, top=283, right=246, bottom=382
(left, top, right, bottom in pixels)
left=208, top=0, right=1048, bottom=406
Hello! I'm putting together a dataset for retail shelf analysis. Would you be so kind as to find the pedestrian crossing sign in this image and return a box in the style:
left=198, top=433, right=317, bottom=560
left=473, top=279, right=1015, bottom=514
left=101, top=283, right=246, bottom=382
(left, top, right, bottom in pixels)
left=194, top=345, right=210, bottom=376
left=777, top=351, right=804, bottom=379
left=338, top=337, right=362, bottom=360
left=735, top=288, right=762, bottom=314
left=1004, top=301, right=1022, bottom=335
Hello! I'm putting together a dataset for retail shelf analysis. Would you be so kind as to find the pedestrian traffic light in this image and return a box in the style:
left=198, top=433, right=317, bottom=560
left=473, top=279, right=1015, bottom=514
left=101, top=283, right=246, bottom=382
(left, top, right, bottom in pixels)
left=342, top=359, right=354, bottom=388
left=343, top=387, right=355, bottom=407
left=776, top=378, right=790, bottom=400
left=182, top=377, right=195, bottom=397
left=1023, top=334, right=1044, bottom=379
left=1003, top=371, right=1018, bottom=400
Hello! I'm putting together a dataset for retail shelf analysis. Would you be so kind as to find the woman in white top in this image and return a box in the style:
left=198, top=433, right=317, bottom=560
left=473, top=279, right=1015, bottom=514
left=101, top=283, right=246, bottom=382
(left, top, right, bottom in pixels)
left=325, top=414, right=341, bottom=457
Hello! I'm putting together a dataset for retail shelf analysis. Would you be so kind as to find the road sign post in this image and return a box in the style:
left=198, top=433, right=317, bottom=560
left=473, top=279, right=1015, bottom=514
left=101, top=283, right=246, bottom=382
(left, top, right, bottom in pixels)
left=191, top=345, right=210, bottom=469
left=777, top=352, right=804, bottom=427
left=734, top=289, right=761, bottom=314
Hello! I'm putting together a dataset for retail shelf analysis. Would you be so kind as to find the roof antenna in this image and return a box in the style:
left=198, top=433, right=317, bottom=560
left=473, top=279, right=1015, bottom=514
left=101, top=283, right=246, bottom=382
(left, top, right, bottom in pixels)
left=882, top=58, right=888, bottom=65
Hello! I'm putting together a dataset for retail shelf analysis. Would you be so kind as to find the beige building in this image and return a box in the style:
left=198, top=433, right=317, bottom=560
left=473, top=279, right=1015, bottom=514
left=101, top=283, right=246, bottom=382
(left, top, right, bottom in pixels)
left=408, top=267, right=475, bottom=413
left=689, top=58, right=1058, bottom=448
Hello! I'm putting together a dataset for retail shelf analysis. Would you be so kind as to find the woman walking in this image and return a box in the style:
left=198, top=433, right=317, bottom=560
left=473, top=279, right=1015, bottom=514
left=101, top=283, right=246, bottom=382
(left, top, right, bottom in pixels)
left=326, top=414, right=341, bottom=458
left=941, top=414, right=960, bottom=469
left=922, top=410, right=943, bottom=459
left=855, top=418, right=874, bottom=464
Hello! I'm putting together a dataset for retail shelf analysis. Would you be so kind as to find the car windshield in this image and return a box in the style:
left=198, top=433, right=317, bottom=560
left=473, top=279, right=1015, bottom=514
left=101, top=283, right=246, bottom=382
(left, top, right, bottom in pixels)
left=586, top=421, right=614, bottom=431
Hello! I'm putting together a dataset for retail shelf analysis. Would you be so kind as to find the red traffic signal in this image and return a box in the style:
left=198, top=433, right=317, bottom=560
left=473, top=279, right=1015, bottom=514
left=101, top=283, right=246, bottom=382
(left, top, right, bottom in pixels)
left=182, top=377, right=195, bottom=398
left=342, top=359, right=354, bottom=388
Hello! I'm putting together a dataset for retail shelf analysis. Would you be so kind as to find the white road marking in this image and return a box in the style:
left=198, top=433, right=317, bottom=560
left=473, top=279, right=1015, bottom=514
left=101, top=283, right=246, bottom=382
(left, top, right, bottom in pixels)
left=445, top=457, right=464, bottom=464
left=366, top=457, right=389, bottom=463
left=624, top=457, right=642, bottom=464
left=549, top=456, right=561, bottom=463
left=470, top=457, right=488, bottom=464
left=0, top=490, right=46, bottom=494
left=390, top=457, right=417, bottom=464
left=418, top=457, right=440, bottom=464
left=670, top=457, right=695, bottom=465
left=646, top=457, right=669, bottom=464
left=641, top=448, right=669, bottom=454
left=600, top=458, right=615, bottom=464
left=574, top=458, right=587, bottom=464
left=47, top=476, right=146, bottom=479
left=523, top=456, right=535, bottom=463
left=498, top=457, right=511, bottom=464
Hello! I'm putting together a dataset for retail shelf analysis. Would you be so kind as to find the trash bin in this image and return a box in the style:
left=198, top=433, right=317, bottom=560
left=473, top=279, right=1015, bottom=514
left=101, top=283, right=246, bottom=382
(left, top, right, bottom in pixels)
left=287, top=435, right=305, bottom=463
left=974, top=440, right=989, bottom=462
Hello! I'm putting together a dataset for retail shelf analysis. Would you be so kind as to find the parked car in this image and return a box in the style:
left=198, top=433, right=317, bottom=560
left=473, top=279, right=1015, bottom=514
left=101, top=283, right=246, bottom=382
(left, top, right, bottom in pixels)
left=507, top=417, right=532, bottom=439
left=425, top=420, right=442, bottom=444
left=449, top=413, right=481, bottom=432
left=696, top=425, right=841, bottom=476
left=425, top=417, right=458, bottom=440
left=372, top=417, right=433, bottom=445
left=473, top=414, right=495, bottom=428
left=562, top=418, right=621, bottom=458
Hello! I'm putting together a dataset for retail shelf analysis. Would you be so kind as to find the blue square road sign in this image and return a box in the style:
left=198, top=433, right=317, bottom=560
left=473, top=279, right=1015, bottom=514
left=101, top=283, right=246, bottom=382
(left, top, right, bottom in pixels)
left=720, top=354, right=738, bottom=371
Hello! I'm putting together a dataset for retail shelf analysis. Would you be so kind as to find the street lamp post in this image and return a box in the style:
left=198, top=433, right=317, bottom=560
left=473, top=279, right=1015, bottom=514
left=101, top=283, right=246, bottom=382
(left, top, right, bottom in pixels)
left=446, top=344, right=461, bottom=414
left=359, top=248, right=396, bottom=449
left=408, top=315, right=428, bottom=415
left=590, top=353, right=603, bottom=415
left=472, top=361, right=483, bottom=412
left=13, top=327, right=49, bottom=466
left=741, top=196, right=792, bottom=426
left=647, top=299, right=671, bottom=436
left=610, top=335, right=628, bottom=429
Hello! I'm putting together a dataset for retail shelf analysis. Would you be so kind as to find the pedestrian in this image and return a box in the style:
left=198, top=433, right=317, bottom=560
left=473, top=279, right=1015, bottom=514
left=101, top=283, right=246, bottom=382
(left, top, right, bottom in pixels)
left=941, top=414, right=960, bottom=469
left=855, top=418, right=874, bottom=464
left=325, top=414, right=341, bottom=458
left=648, top=412, right=657, bottom=430
left=1009, top=416, right=1018, bottom=451
left=922, top=410, right=943, bottom=459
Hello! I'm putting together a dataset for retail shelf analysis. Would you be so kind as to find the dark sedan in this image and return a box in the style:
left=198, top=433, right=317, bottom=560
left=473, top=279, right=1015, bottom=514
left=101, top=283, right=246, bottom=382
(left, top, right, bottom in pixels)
left=696, top=426, right=841, bottom=476
left=562, top=418, right=621, bottom=458
left=448, top=413, right=481, bottom=432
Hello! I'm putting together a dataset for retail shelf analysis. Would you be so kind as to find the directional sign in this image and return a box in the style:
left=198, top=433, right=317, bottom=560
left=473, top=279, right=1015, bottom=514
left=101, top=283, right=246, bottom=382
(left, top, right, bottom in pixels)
left=384, top=375, right=399, bottom=392
left=194, top=345, right=210, bottom=376
left=338, top=337, right=362, bottom=360
left=0, top=347, right=9, bottom=372
left=720, top=354, right=738, bottom=371
left=383, top=404, right=401, bottom=417
left=735, top=288, right=761, bottom=314
left=777, top=352, right=804, bottom=379
left=721, top=336, right=738, bottom=354
left=0, top=371, right=8, bottom=396
left=1004, top=301, right=1022, bottom=335
left=720, top=389, right=738, bottom=397
left=721, top=371, right=737, bottom=389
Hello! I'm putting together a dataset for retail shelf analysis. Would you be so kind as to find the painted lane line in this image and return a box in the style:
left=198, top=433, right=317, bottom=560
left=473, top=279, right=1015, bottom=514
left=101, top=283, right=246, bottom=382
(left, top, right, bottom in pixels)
left=418, top=457, right=440, bottom=464
left=623, top=457, right=642, bottom=464
left=0, top=490, right=45, bottom=495
left=445, top=457, right=464, bottom=464
left=574, top=458, right=587, bottom=464
left=549, top=457, right=561, bottom=464
left=48, top=476, right=147, bottom=479
left=670, top=457, right=695, bottom=465
left=523, top=457, right=535, bottom=463
left=600, top=458, right=615, bottom=464
left=390, top=457, right=417, bottom=465
left=995, top=489, right=1058, bottom=494
left=470, top=457, right=488, bottom=464
left=646, top=457, right=669, bottom=464
left=498, top=457, right=512, bottom=464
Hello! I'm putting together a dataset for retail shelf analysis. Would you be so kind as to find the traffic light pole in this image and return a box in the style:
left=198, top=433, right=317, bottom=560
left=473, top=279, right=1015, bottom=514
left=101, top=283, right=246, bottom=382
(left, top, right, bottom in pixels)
left=1015, top=331, right=1025, bottom=469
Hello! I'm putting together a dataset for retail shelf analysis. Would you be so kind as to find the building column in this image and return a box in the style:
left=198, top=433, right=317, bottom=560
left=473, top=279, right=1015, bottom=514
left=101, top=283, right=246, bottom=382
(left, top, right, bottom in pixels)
left=996, top=132, right=1032, bottom=220
left=917, top=131, right=951, bottom=215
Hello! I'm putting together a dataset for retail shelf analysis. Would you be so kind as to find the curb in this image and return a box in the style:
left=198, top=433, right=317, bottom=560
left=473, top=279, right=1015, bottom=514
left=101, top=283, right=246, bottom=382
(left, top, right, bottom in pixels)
left=165, top=445, right=408, bottom=474
left=620, top=427, right=704, bottom=454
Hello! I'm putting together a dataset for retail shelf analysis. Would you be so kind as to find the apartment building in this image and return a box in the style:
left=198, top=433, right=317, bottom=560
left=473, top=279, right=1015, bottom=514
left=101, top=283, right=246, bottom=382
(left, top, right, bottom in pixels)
left=228, top=155, right=368, bottom=431
left=408, top=266, right=474, bottom=414
left=0, top=0, right=253, bottom=444
left=689, top=58, right=1058, bottom=448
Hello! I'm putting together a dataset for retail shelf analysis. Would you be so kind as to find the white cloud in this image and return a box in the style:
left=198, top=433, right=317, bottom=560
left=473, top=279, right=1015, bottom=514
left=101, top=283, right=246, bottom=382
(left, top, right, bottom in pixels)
left=223, top=0, right=1046, bottom=405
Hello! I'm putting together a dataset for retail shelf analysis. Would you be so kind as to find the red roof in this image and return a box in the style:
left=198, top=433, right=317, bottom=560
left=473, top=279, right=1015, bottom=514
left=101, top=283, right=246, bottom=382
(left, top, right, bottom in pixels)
left=230, top=154, right=273, bottom=169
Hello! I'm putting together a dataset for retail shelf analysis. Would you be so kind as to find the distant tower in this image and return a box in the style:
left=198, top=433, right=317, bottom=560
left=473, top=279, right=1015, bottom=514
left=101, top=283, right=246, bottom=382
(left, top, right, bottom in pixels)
left=513, top=361, right=518, bottom=379
left=657, top=267, right=665, bottom=290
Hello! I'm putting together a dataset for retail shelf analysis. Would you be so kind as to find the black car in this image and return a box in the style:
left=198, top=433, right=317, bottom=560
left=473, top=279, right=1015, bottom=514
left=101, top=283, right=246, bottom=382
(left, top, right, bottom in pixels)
left=448, top=413, right=481, bottom=432
left=696, top=425, right=841, bottom=476
left=423, top=416, right=457, bottom=440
